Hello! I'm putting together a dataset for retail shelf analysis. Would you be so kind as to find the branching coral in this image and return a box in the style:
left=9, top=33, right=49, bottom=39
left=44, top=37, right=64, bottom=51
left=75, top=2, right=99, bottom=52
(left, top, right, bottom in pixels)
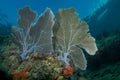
left=53, top=8, right=98, bottom=70
left=11, top=6, right=54, bottom=60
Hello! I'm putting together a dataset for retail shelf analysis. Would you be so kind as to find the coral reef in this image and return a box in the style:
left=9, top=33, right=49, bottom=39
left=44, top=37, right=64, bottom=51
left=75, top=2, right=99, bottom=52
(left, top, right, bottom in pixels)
left=0, top=6, right=98, bottom=80
left=1, top=45, right=65, bottom=80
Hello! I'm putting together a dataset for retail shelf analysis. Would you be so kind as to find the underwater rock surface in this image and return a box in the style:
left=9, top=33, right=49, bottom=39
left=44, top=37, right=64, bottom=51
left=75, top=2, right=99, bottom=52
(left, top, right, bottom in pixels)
left=0, top=29, right=120, bottom=80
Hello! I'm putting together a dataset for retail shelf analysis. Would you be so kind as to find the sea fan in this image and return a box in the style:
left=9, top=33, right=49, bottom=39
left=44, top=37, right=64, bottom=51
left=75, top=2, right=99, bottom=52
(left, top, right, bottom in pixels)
left=53, top=8, right=98, bottom=70
left=11, top=6, right=54, bottom=60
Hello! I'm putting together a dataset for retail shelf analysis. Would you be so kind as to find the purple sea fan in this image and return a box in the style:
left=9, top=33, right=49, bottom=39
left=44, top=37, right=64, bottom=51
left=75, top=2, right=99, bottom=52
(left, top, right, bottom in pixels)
left=11, top=6, right=54, bottom=60
left=53, top=8, right=98, bottom=70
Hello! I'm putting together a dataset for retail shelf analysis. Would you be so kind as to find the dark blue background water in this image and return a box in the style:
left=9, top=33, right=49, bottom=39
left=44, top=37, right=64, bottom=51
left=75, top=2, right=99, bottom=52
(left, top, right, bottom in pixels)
left=0, top=0, right=104, bottom=23
left=0, top=0, right=119, bottom=36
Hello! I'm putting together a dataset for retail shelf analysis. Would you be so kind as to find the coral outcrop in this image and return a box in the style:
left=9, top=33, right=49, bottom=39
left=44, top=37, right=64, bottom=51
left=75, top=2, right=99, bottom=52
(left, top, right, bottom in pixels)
left=0, top=6, right=98, bottom=80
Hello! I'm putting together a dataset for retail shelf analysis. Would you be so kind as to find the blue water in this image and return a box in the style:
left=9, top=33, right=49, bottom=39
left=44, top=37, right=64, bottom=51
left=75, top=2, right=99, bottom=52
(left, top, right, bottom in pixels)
left=0, top=0, right=111, bottom=36
left=0, top=0, right=107, bottom=24
left=0, top=0, right=120, bottom=36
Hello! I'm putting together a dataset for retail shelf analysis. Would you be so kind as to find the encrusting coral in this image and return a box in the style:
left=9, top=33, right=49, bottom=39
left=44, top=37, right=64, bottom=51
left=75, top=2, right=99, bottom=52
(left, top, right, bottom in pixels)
left=53, top=8, right=98, bottom=70
left=11, top=6, right=54, bottom=60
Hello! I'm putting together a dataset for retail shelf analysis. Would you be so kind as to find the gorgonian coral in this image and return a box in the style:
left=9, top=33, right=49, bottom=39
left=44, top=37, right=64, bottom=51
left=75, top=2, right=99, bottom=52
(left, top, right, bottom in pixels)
left=53, top=8, right=98, bottom=70
left=11, top=6, right=54, bottom=60
left=11, top=6, right=97, bottom=70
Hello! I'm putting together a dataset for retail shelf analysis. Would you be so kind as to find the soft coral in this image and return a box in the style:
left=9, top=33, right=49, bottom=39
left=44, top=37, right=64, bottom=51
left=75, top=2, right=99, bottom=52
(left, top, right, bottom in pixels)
left=12, top=70, right=28, bottom=80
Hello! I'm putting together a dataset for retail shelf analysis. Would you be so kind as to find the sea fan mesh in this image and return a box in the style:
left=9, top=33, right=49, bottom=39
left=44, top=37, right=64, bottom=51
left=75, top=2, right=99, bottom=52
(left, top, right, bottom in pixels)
left=11, top=6, right=54, bottom=60
left=53, top=8, right=98, bottom=70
